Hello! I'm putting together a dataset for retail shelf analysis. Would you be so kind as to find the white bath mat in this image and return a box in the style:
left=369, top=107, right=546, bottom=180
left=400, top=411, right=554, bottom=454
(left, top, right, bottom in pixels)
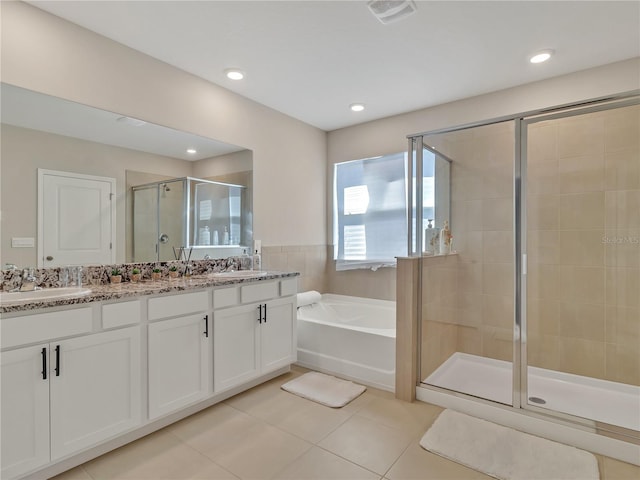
left=281, top=372, right=366, bottom=408
left=420, top=409, right=599, bottom=480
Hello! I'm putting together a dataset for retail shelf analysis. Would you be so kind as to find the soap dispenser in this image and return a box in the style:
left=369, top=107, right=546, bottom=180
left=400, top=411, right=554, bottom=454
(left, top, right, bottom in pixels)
left=440, top=220, right=452, bottom=255
left=424, top=219, right=434, bottom=255
left=241, top=249, right=253, bottom=271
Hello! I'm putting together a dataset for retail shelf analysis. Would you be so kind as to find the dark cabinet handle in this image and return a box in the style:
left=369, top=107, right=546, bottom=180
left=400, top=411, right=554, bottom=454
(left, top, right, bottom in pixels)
left=203, top=315, right=209, bottom=337
left=257, top=304, right=263, bottom=324
left=41, top=347, right=47, bottom=380
left=263, top=303, right=267, bottom=323
left=55, top=345, right=60, bottom=376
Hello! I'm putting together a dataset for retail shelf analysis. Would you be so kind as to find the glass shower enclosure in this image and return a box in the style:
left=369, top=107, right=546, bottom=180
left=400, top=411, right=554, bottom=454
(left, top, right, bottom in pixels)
left=132, top=177, right=251, bottom=262
left=409, top=95, right=640, bottom=449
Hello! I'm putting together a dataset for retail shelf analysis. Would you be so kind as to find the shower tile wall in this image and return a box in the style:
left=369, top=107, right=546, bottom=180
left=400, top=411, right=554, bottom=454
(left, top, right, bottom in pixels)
left=527, top=104, right=639, bottom=386
left=421, top=121, right=515, bottom=378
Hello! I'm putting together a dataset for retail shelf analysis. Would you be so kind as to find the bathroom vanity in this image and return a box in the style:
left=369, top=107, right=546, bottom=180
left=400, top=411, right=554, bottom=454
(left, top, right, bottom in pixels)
left=0, top=272, right=298, bottom=480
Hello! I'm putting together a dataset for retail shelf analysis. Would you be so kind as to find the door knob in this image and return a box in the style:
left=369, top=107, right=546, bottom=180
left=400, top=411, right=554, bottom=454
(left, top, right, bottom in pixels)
left=46, top=255, right=54, bottom=261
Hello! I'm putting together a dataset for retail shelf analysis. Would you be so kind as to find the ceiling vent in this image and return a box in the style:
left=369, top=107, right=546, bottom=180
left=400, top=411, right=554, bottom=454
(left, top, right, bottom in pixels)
left=367, top=0, right=417, bottom=24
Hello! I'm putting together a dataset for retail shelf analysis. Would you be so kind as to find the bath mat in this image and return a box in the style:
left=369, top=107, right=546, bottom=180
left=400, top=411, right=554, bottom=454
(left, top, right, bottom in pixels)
left=420, top=409, right=599, bottom=480
left=281, top=372, right=366, bottom=408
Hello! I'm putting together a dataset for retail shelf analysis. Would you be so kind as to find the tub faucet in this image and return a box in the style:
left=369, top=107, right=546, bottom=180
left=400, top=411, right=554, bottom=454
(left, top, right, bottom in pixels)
left=19, top=267, right=39, bottom=292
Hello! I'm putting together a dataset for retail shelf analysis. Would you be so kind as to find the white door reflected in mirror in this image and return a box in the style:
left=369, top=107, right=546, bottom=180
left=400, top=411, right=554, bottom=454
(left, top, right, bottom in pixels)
left=38, top=169, right=116, bottom=268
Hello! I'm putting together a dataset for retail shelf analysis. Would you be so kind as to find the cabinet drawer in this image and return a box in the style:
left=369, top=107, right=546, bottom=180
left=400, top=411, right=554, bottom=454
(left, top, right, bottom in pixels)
left=148, top=290, right=209, bottom=320
left=241, top=281, right=279, bottom=304
left=213, top=287, right=239, bottom=309
left=1, top=307, right=92, bottom=349
left=102, top=300, right=141, bottom=329
left=280, top=278, right=297, bottom=297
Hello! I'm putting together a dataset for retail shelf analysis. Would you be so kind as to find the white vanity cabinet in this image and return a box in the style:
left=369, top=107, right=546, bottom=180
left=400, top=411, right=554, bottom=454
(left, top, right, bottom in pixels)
left=1, top=273, right=298, bottom=480
left=213, top=279, right=297, bottom=393
left=1, top=345, right=50, bottom=479
left=1, top=308, right=141, bottom=479
left=50, top=326, right=142, bottom=459
left=147, top=290, right=211, bottom=419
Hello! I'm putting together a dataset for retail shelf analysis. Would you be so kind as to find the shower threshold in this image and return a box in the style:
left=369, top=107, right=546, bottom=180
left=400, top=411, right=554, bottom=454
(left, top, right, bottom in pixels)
left=424, top=352, right=640, bottom=432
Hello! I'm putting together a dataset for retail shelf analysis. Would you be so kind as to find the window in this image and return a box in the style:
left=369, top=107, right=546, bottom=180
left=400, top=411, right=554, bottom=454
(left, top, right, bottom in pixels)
left=334, top=150, right=440, bottom=270
left=334, top=152, right=408, bottom=270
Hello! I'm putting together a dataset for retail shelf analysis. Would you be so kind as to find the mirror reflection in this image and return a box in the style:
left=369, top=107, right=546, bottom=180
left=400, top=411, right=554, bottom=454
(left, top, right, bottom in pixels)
left=0, top=83, right=253, bottom=267
left=132, top=177, right=252, bottom=263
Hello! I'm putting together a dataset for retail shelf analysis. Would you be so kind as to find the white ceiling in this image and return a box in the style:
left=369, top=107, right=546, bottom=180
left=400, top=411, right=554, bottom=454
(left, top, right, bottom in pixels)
left=27, top=1, right=640, bottom=131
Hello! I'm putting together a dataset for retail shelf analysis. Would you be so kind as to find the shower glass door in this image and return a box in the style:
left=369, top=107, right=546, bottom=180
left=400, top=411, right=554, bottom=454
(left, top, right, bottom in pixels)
left=419, top=121, right=516, bottom=406
left=523, top=101, right=640, bottom=437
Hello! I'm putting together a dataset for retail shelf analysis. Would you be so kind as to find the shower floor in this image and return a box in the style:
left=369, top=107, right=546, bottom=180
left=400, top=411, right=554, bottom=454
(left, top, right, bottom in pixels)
left=424, top=352, right=640, bottom=432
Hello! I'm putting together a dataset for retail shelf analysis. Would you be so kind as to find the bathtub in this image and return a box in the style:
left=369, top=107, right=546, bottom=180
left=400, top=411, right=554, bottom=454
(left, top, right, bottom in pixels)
left=296, top=294, right=396, bottom=391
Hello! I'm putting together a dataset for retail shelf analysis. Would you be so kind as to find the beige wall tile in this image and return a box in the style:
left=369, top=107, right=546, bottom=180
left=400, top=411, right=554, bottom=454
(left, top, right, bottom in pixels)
left=558, top=192, right=605, bottom=229
left=559, top=266, right=605, bottom=304
left=483, top=171, right=513, bottom=199
left=527, top=194, right=558, bottom=230
left=527, top=333, right=560, bottom=371
left=527, top=229, right=560, bottom=265
left=605, top=266, right=640, bottom=309
left=481, top=326, right=513, bottom=361
left=605, top=149, right=640, bottom=191
left=557, top=114, right=604, bottom=158
left=605, top=189, right=640, bottom=229
left=605, top=343, right=640, bottom=386
left=482, top=263, right=514, bottom=297
left=527, top=298, right=560, bottom=336
left=558, top=301, right=605, bottom=342
left=527, top=160, right=559, bottom=195
left=528, top=123, right=558, bottom=164
left=604, top=104, right=640, bottom=153
left=482, top=294, right=513, bottom=329
left=559, top=337, right=605, bottom=379
left=482, top=230, right=514, bottom=264
left=456, top=325, right=483, bottom=356
left=605, top=305, right=640, bottom=347
left=482, top=197, right=513, bottom=231
left=558, top=152, right=605, bottom=194
left=604, top=229, right=640, bottom=268
left=526, top=264, right=560, bottom=300
left=558, top=229, right=605, bottom=266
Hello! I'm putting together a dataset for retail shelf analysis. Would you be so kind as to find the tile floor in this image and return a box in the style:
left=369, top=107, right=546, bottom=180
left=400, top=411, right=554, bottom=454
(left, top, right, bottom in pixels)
left=53, top=366, right=640, bottom=480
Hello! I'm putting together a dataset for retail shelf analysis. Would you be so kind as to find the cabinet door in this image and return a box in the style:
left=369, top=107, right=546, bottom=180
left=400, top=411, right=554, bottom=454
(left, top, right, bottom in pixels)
left=148, top=314, right=211, bottom=419
left=213, top=304, right=260, bottom=392
left=50, top=327, right=141, bottom=460
left=1, top=345, right=50, bottom=479
left=261, top=296, right=297, bottom=373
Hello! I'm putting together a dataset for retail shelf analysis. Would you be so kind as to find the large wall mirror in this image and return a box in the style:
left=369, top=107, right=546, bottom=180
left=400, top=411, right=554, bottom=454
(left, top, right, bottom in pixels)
left=0, top=83, right=253, bottom=268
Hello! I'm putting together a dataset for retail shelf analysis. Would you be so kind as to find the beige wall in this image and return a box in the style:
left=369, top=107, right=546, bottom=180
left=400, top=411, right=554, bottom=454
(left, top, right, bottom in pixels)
left=1, top=1, right=327, bottom=254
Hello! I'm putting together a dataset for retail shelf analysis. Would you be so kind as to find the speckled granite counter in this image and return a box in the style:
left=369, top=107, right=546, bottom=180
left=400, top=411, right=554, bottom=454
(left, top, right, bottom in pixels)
left=0, top=271, right=299, bottom=314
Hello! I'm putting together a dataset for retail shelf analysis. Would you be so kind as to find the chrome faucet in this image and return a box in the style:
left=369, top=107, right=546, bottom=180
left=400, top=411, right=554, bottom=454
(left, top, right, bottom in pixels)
left=19, top=267, right=39, bottom=292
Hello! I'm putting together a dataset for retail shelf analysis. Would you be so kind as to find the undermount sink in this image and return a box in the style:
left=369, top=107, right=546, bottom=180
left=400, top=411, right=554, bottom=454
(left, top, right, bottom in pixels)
left=210, top=271, right=268, bottom=279
left=0, top=287, right=92, bottom=304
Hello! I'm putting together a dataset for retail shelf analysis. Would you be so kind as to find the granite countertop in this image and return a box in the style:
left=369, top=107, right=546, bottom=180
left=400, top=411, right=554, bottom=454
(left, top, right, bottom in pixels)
left=0, top=271, right=299, bottom=314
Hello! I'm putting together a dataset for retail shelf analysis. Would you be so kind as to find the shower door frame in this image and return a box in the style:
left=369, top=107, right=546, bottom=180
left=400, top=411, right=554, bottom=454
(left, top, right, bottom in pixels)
left=518, top=97, right=640, bottom=442
left=410, top=91, right=640, bottom=443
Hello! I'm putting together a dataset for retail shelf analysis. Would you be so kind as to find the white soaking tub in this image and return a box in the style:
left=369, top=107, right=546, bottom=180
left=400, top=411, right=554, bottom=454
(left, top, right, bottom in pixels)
left=296, top=294, right=396, bottom=391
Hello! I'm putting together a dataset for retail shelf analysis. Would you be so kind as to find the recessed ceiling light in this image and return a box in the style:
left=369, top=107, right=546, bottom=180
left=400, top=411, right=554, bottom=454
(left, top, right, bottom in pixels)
left=529, top=49, right=554, bottom=64
left=225, top=68, right=245, bottom=80
left=350, top=103, right=365, bottom=112
left=186, top=148, right=197, bottom=154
